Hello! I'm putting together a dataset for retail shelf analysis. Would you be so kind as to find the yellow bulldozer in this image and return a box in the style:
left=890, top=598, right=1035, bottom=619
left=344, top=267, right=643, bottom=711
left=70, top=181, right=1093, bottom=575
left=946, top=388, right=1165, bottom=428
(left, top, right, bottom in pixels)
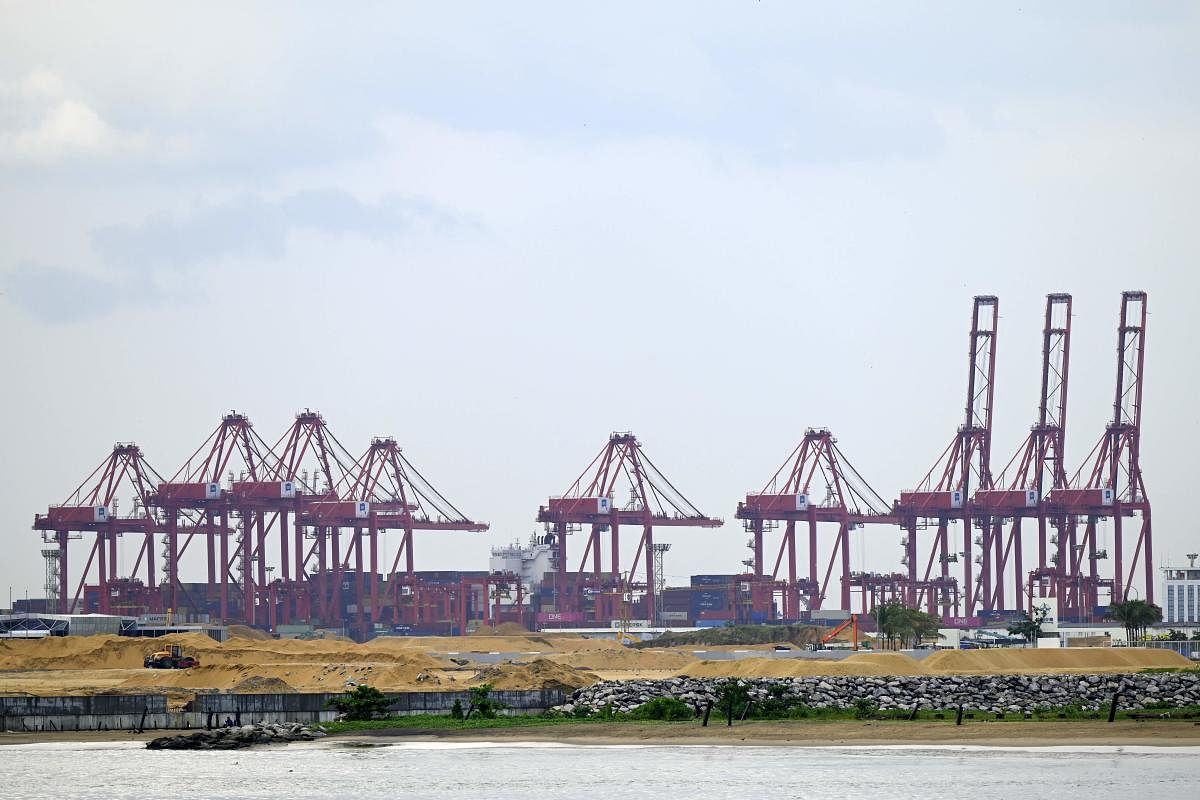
left=143, top=644, right=199, bottom=669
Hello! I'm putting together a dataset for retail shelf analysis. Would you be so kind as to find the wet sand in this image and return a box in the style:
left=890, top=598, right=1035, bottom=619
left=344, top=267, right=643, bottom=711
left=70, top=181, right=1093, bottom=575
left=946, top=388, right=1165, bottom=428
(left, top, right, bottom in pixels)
left=5, top=719, right=1199, bottom=748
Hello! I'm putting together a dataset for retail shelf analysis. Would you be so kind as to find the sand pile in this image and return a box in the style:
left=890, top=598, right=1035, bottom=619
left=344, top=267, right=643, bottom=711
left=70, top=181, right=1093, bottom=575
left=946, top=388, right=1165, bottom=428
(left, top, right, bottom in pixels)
left=547, top=648, right=695, bottom=671
left=114, top=659, right=455, bottom=693
left=923, top=647, right=1192, bottom=674
left=678, top=653, right=927, bottom=679
left=471, top=622, right=529, bottom=635
left=225, top=625, right=272, bottom=641
left=471, top=658, right=600, bottom=692
left=0, top=633, right=221, bottom=670
left=231, top=675, right=296, bottom=693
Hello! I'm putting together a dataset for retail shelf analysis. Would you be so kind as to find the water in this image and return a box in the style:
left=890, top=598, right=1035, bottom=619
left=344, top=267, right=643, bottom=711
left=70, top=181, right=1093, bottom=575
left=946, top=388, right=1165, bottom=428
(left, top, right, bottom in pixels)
left=2, top=741, right=1198, bottom=799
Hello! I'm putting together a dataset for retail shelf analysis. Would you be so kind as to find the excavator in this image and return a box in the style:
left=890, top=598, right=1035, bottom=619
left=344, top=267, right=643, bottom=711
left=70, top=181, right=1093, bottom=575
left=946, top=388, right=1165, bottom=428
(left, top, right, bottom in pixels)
left=812, top=615, right=860, bottom=651
left=143, top=644, right=199, bottom=669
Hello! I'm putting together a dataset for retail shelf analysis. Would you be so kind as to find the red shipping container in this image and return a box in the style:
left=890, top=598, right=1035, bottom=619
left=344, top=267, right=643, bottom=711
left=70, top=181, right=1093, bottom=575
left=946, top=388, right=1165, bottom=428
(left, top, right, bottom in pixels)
left=46, top=505, right=109, bottom=524
left=973, top=489, right=1038, bottom=510
left=232, top=480, right=297, bottom=500
left=744, top=493, right=809, bottom=513
left=547, top=497, right=611, bottom=515
left=698, top=610, right=734, bottom=620
left=157, top=482, right=221, bottom=502
left=1049, top=488, right=1114, bottom=508
left=899, top=490, right=963, bottom=511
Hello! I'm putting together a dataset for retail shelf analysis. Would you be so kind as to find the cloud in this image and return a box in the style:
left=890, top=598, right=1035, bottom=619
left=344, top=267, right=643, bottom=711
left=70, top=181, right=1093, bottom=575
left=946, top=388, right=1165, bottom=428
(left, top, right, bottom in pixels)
left=90, top=189, right=473, bottom=273
left=1, top=262, right=127, bottom=323
left=2, top=189, right=474, bottom=322
left=0, top=70, right=170, bottom=164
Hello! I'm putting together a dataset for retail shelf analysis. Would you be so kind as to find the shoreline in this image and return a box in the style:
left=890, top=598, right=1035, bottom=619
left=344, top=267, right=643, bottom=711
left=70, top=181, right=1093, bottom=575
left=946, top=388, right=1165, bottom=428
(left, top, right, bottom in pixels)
left=4, top=719, right=1200, bottom=748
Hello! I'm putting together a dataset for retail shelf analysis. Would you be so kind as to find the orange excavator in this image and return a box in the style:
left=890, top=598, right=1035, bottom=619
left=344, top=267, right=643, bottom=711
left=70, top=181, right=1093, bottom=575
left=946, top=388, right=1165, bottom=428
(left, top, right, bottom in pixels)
left=813, top=615, right=860, bottom=651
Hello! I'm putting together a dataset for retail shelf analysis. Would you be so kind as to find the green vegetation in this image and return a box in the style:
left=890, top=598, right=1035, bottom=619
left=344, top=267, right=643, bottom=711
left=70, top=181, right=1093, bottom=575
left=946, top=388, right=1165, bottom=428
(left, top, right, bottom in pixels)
left=1105, top=600, right=1163, bottom=642
left=853, top=698, right=880, bottom=719
left=715, top=679, right=752, bottom=724
left=319, top=703, right=1200, bottom=734
left=631, top=624, right=819, bottom=649
left=627, top=697, right=695, bottom=721
left=870, top=602, right=941, bottom=649
left=465, top=683, right=506, bottom=719
left=327, top=685, right=393, bottom=721
left=1007, top=605, right=1050, bottom=644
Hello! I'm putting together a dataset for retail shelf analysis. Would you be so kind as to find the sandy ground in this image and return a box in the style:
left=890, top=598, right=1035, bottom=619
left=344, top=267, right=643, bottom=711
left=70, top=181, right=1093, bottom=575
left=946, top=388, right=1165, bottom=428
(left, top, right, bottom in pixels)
left=339, top=719, right=1200, bottom=747
left=0, top=633, right=1193, bottom=700
left=3, top=720, right=1199, bottom=748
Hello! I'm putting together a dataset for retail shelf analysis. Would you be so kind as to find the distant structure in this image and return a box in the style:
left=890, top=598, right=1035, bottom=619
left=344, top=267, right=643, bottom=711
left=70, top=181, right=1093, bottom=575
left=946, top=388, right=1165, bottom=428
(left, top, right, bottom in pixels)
left=26, top=291, right=1155, bottom=634
left=489, top=534, right=556, bottom=594
left=1165, top=554, right=1200, bottom=624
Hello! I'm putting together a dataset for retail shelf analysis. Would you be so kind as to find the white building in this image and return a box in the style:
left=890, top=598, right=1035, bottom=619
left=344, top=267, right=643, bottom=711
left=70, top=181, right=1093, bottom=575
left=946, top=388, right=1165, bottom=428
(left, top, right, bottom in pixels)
left=1164, top=559, right=1200, bottom=624
left=489, top=533, right=556, bottom=593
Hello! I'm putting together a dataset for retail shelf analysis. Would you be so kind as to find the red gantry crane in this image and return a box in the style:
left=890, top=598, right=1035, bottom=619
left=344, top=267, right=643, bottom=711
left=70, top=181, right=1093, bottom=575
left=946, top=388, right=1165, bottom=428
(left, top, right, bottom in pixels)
left=33, top=443, right=166, bottom=615
left=328, top=435, right=490, bottom=637
left=1047, top=290, right=1152, bottom=616
left=736, top=428, right=897, bottom=617
left=897, top=296, right=999, bottom=620
left=537, top=432, right=722, bottom=625
left=975, top=294, right=1073, bottom=614
left=154, top=412, right=277, bottom=622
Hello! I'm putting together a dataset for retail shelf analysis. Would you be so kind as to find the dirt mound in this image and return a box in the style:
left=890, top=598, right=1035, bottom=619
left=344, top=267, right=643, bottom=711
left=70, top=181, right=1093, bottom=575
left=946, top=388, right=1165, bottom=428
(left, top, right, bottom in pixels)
left=843, top=653, right=926, bottom=673
left=232, top=675, right=296, bottom=693
left=679, top=655, right=926, bottom=679
left=114, top=659, right=453, bottom=693
left=470, top=622, right=529, bottom=636
left=0, top=634, right=223, bottom=670
left=642, top=624, right=822, bottom=650
left=548, top=647, right=695, bottom=671
left=923, top=647, right=1193, bottom=674
left=471, top=658, right=600, bottom=692
left=225, top=625, right=272, bottom=641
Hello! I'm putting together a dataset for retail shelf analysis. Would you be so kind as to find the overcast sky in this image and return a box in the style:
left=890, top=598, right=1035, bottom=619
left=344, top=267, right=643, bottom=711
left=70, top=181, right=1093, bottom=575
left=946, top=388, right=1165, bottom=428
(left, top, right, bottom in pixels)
left=1, top=2, right=1197, bottom=607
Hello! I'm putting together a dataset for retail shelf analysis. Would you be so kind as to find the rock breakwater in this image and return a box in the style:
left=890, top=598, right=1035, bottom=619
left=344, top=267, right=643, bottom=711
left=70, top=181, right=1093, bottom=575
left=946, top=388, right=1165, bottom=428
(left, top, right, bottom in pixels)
left=146, top=722, right=326, bottom=750
left=557, top=673, right=1200, bottom=716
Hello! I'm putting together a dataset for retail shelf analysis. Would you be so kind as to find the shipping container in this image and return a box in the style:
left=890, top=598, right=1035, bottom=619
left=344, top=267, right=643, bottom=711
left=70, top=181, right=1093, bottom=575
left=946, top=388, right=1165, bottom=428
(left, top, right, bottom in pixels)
left=547, top=497, right=611, bottom=515
left=1048, top=488, right=1115, bottom=508
left=157, top=482, right=222, bottom=502
left=973, top=489, right=1038, bottom=510
left=694, top=620, right=729, bottom=629
left=698, top=610, right=734, bottom=620
left=659, top=611, right=690, bottom=621
left=899, top=490, right=963, bottom=511
left=743, top=493, right=809, bottom=513
left=46, top=505, right=109, bottom=524
left=691, top=574, right=736, bottom=586
left=231, top=480, right=296, bottom=500
left=535, top=611, right=587, bottom=623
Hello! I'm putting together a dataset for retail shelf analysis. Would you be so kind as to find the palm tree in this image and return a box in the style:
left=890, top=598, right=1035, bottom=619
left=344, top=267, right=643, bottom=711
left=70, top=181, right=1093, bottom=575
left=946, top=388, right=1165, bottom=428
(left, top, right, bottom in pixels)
left=1105, top=599, right=1163, bottom=643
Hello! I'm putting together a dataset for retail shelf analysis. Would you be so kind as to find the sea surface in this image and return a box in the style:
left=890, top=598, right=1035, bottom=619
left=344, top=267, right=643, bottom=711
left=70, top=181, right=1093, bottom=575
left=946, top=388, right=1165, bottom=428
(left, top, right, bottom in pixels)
left=2, top=741, right=1198, bottom=799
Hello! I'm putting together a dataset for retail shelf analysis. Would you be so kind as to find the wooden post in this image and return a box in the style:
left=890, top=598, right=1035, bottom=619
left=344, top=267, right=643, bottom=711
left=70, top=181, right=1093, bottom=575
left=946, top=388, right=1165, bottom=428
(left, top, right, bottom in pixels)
left=702, top=701, right=712, bottom=727
left=955, top=704, right=964, bottom=726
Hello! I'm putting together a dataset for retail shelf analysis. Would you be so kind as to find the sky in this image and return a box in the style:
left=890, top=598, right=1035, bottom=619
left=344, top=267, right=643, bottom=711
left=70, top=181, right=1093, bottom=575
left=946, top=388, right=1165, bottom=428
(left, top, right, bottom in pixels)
left=1, top=2, right=1197, bottom=609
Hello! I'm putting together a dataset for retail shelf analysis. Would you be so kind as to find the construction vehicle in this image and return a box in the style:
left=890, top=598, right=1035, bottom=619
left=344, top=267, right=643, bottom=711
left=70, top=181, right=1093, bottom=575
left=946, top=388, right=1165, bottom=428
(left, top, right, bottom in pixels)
left=143, top=644, right=199, bottom=669
left=811, top=615, right=860, bottom=651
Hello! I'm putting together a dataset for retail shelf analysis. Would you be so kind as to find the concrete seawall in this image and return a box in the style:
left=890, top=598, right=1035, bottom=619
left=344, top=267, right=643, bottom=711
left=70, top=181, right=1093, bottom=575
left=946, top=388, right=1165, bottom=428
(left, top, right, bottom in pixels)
left=1, top=689, right=567, bottom=732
